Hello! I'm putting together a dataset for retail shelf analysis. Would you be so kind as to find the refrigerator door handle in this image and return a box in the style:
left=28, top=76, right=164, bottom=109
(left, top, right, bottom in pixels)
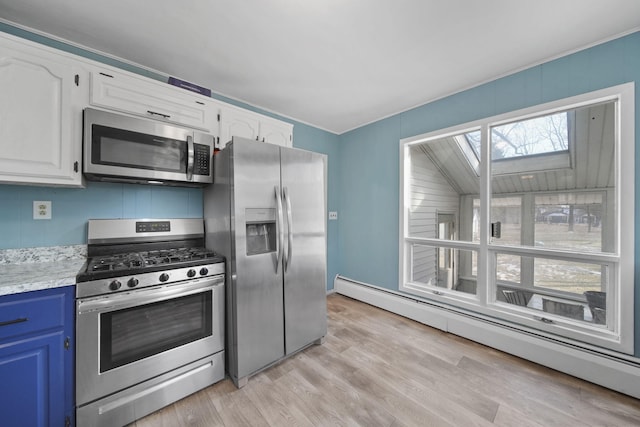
left=275, top=185, right=284, bottom=273
left=283, top=186, right=293, bottom=272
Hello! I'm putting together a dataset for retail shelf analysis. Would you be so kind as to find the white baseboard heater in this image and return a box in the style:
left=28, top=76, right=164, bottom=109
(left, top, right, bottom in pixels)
left=334, top=275, right=640, bottom=399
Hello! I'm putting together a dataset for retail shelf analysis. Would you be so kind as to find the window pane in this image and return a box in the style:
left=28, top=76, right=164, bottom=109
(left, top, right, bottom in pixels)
left=472, top=198, right=481, bottom=243
left=533, top=258, right=603, bottom=295
left=496, top=253, right=521, bottom=284
left=407, top=131, right=480, bottom=242
left=491, top=100, right=616, bottom=255
left=495, top=253, right=608, bottom=326
left=465, top=130, right=481, bottom=158
left=490, top=196, right=522, bottom=246
left=491, top=112, right=568, bottom=159
left=411, top=244, right=477, bottom=295
left=411, top=244, right=435, bottom=283
left=534, top=193, right=604, bottom=252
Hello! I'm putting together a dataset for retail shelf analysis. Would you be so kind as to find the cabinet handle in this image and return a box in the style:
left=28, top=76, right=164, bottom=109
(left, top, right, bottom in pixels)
left=0, top=317, right=28, bottom=327
left=147, top=110, right=171, bottom=119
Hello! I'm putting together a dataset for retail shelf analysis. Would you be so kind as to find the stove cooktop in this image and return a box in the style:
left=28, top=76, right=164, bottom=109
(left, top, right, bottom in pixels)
left=77, top=247, right=224, bottom=282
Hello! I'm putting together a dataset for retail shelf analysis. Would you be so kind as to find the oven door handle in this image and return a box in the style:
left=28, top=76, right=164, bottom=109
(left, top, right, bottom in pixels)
left=275, top=185, right=284, bottom=274
left=77, top=277, right=223, bottom=313
left=186, top=135, right=195, bottom=181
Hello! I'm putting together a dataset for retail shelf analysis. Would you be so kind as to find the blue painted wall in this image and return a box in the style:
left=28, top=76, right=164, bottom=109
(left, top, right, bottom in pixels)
left=337, top=31, right=640, bottom=355
left=0, top=183, right=204, bottom=248
left=0, top=23, right=340, bottom=290
left=338, top=116, right=401, bottom=287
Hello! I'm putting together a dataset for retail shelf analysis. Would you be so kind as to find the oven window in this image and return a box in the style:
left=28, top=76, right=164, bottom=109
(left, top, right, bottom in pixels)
left=92, top=124, right=186, bottom=173
left=100, top=290, right=212, bottom=372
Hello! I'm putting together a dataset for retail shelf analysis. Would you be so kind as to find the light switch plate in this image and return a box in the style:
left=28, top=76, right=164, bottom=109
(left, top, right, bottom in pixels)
left=329, top=211, right=338, bottom=220
left=33, top=201, right=52, bottom=220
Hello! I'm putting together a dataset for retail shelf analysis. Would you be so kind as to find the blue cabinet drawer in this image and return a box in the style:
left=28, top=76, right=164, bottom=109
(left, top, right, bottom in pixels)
left=0, top=288, right=67, bottom=341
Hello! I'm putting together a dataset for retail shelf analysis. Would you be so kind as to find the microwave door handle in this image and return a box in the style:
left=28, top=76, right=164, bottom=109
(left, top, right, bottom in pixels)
left=186, top=135, right=195, bottom=181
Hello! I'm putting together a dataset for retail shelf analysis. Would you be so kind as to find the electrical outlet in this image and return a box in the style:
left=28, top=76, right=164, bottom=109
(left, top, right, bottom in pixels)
left=33, top=201, right=52, bottom=220
left=328, top=211, right=338, bottom=220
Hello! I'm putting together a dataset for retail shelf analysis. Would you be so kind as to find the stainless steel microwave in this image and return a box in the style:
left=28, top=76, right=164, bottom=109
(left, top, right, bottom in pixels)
left=83, top=108, right=214, bottom=186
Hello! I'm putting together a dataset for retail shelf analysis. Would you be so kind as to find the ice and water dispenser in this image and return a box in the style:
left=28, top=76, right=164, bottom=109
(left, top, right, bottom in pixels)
left=245, top=208, right=277, bottom=255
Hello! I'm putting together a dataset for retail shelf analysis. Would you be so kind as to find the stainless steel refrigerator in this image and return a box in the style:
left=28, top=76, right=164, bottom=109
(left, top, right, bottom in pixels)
left=204, top=136, right=327, bottom=387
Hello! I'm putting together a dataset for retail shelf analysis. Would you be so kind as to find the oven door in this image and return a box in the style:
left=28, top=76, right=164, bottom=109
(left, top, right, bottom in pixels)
left=76, top=275, right=224, bottom=406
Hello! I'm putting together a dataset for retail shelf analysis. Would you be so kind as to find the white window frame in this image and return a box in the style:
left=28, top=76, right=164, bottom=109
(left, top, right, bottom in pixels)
left=399, top=83, right=635, bottom=354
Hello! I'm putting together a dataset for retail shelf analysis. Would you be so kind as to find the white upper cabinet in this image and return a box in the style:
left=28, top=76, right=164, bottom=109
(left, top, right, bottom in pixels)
left=259, top=117, right=293, bottom=147
left=0, top=32, right=293, bottom=189
left=219, top=104, right=293, bottom=149
left=0, top=34, right=85, bottom=187
left=90, top=70, right=215, bottom=132
left=219, top=105, right=260, bottom=147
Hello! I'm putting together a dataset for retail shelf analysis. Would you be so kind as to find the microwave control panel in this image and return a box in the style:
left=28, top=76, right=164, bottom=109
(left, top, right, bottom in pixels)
left=194, top=143, right=211, bottom=176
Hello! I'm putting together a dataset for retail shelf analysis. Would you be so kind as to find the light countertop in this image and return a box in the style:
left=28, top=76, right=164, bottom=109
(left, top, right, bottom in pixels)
left=0, top=245, right=86, bottom=297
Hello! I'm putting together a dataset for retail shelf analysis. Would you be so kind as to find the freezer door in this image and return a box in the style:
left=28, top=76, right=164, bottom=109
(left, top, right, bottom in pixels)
left=281, top=147, right=328, bottom=354
left=231, top=138, right=285, bottom=379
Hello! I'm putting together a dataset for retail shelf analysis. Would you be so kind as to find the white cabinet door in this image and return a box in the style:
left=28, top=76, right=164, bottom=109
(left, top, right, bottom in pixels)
left=0, top=37, right=83, bottom=187
left=259, top=118, right=293, bottom=147
left=219, top=105, right=293, bottom=149
left=219, top=106, right=260, bottom=149
left=90, top=71, right=215, bottom=131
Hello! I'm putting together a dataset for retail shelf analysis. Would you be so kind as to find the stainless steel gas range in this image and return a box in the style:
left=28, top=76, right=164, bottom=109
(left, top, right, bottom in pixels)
left=75, top=218, right=225, bottom=427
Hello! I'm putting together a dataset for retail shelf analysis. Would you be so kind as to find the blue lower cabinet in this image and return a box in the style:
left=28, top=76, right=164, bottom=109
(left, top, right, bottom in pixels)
left=0, top=286, right=75, bottom=427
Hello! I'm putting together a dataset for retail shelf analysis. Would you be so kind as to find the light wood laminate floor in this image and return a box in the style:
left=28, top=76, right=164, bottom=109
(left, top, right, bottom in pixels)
left=130, top=293, right=640, bottom=426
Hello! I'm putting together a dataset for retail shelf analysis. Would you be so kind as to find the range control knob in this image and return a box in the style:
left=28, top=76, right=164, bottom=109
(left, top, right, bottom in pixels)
left=159, top=273, right=170, bottom=282
left=127, top=278, right=139, bottom=288
left=109, top=280, right=122, bottom=291
left=199, top=267, right=209, bottom=276
left=187, top=269, right=197, bottom=278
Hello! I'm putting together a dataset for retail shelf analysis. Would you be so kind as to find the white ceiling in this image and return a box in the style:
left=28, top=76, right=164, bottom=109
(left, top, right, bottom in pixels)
left=0, top=1, right=639, bottom=134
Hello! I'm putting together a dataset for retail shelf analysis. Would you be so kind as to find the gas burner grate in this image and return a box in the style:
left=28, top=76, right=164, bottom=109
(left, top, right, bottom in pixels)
left=78, top=246, right=222, bottom=282
left=88, top=254, right=145, bottom=272
left=142, top=248, right=217, bottom=266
